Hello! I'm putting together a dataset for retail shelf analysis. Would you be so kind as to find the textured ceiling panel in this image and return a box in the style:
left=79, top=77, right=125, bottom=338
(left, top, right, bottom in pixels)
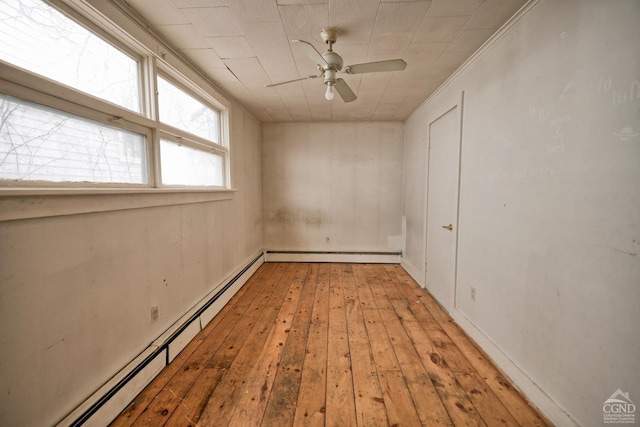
left=464, top=0, right=526, bottom=29
left=328, top=0, right=378, bottom=46
left=227, top=0, right=281, bottom=23
left=128, top=0, right=188, bottom=25
left=446, top=28, right=495, bottom=53
left=414, top=16, right=470, bottom=43
left=182, top=7, right=244, bottom=37
left=180, top=48, right=227, bottom=69
left=171, top=0, right=229, bottom=7
left=127, top=0, right=528, bottom=122
left=155, top=24, right=211, bottom=49
left=426, top=0, right=484, bottom=17
left=373, top=1, right=432, bottom=33
left=207, top=36, right=255, bottom=58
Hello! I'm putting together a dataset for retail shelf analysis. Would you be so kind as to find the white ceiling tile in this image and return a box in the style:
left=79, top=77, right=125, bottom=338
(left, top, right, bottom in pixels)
left=426, top=0, right=483, bottom=17
left=424, top=51, right=468, bottom=77
left=155, top=24, right=211, bottom=49
left=276, top=85, right=305, bottom=96
left=308, top=105, right=332, bottom=121
left=223, top=57, right=273, bottom=88
left=289, top=110, right=313, bottom=121
left=277, top=0, right=327, bottom=5
left=405, top=42, right=447, bottom=63
left=268, top=110, right=294, bottom=121
left=252, top=108, right=275, bottom=121
left=180, top=48, right=227, bottom=69
left=464, top=0, right=527, bottom=30
left=387, top=72, right=416, bottom=89
left=249, top=88, right=281, bottom=99
left=216, top=81, right=248, bottom=94
left=379, top=89, right=410, bottom=104
left=279, top=4, right=328, bottom=45
left=373, top=2, right=432, bottom=33
left=414, top=16, right=470, bottom=43
left=127, top=0, right=189, bottom=25
left=171, top=0, right=229, bottom=7
left=243, top=22, right=292, bottom=55
left=358, top=72, right=393, bottom=94
left=328, top=0, right=378, bottom=45
left=368, top=32, right=413, bottom=55
left=207, top=66, right=241, bottom=82
left=445, top=28, right=495, bottom=53
left=227, top=0, right=281, bottom=23
left=207, top=36, right=255, bottom=58
left=373, top=103, right=403, bottom=117
left=259, top=56, right=300, bottom=84
left=223, top=57, right=265, bottom=76
left=181, top=7, right=244, bottom=37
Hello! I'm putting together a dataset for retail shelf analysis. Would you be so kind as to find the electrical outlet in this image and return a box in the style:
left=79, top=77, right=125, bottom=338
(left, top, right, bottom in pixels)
left=150, top=306, right=159, bottom=322
left=470, top=287, right=477, bottom=302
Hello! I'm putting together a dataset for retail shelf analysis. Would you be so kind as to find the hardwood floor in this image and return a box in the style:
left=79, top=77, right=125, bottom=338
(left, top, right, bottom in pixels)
left=111, top=263, right=549, bottom=426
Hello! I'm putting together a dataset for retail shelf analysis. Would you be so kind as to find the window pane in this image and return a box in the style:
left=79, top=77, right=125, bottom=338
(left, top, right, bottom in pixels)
left=0, top=94, right=147, bottom=184
left=157, top=77, right=220, bottom=143
left=160, top=139, right=223, bottom=186
left=0, top=0, right=141, bottom=112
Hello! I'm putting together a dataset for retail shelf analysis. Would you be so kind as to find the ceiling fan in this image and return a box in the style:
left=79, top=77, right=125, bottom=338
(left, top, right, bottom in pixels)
left=265, top=27, right=407, bottom=102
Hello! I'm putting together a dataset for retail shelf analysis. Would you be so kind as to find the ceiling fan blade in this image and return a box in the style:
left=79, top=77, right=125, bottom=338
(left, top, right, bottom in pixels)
left=292, top=40, right=328, bottom=66
left=343, top=59, right=407, bottom=75
left=265, top=75, right=319, bottom=88
left=333, top=78, right=357, bottom=103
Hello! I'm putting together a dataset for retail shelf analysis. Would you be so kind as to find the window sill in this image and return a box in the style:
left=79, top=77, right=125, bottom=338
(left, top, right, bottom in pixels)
left=0, top=187, right=237, bottom=221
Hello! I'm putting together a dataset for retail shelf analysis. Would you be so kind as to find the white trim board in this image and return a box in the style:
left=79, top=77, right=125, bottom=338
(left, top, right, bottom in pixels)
left=265, top=251, right=401, bottom=264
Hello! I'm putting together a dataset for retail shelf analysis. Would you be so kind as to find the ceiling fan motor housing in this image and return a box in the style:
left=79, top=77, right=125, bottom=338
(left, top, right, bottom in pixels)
left=322, top=52, right=343, bottom=70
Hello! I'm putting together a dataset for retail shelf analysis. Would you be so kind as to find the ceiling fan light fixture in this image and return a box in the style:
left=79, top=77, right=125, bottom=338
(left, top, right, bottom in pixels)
left=325, top=84, right=335, bottom=101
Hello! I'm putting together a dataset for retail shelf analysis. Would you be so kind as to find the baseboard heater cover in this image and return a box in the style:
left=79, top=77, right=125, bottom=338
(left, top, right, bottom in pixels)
left=264, top=250, right=402, bottom=264
left=58, top=252, right=264, bottom=427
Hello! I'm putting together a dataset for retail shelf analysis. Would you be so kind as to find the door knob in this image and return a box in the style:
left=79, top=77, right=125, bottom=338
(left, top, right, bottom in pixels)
left=442, top=224, right=453, bottom=231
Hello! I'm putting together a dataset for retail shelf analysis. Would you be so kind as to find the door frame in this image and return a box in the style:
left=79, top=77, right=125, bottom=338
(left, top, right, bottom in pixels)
left=422, top=91, right=465, bottom=312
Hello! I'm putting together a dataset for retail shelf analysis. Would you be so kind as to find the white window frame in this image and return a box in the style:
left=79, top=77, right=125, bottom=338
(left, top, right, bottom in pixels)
left=0, top=0, right=231, bottom=194
left=154, top=69, right=230, bottom=189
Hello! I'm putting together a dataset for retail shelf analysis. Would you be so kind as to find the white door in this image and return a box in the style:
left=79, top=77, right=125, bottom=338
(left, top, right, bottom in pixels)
left=425, top=106, right=460, bottom=312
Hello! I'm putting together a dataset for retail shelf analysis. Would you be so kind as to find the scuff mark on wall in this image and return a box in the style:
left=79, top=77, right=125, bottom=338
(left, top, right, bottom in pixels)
left=272, top=209, right=329, bottom=228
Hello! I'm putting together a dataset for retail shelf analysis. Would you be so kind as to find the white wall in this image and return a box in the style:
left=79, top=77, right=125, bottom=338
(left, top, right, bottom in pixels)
left=403, top=0, right=640, bottom=425
left=262, top=122, right=404, bottom=253
left=0, top=10, right=263, bottom=427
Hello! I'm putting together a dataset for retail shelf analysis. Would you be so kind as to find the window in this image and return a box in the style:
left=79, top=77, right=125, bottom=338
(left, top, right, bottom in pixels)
left=160, top=139, right=223, bottom=186
left=0, top=94, right=147, bottom=184
left=157, top=76, right=220, bottom=144
left=0, top=0, right=141, bottom=112
left=0, top=0, right=229, bottom=190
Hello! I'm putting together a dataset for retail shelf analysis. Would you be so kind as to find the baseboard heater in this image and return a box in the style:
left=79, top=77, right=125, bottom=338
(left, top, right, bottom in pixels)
left=264, top=250, right=402, bottom=264
left=58, top=252, right=264, bottom=427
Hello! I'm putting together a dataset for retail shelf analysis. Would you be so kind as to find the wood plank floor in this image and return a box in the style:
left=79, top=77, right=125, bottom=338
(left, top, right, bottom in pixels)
left=111, top=263, right=550, bottom=426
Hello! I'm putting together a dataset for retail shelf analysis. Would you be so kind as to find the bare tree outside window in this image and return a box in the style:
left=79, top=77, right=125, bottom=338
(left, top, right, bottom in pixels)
left=0, top=94, right=147, bottom=183
left=157, top=76, right=220, bottom=144
left=0, top=0, right=141, bottom=112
